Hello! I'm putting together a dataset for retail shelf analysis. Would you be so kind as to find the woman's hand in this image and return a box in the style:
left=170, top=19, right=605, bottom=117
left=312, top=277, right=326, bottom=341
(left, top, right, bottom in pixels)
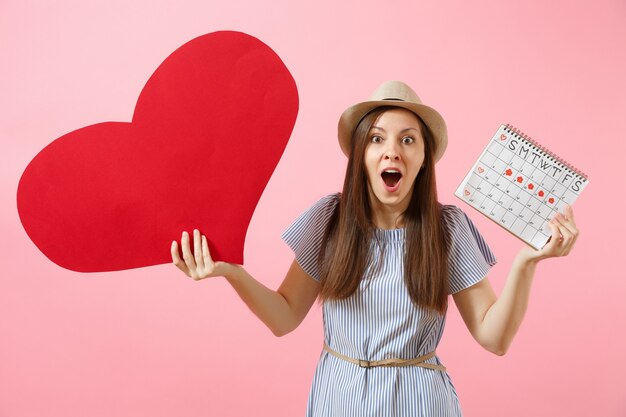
left=171, top=230, right=319, bottom=336
left=518, top=205, right=580, bottom=264
left=455, top=205, right=580, bottom=355
left=171, top=229, right=234, bottom=280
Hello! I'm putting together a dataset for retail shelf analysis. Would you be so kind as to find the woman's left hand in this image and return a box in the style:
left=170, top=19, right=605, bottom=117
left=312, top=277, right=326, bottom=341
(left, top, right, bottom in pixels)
left=518, top=205, right=580, bottom=263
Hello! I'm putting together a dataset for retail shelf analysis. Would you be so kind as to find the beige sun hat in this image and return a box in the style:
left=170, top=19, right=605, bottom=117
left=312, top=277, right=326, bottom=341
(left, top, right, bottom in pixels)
left=337, top=80, right=448, bottom=162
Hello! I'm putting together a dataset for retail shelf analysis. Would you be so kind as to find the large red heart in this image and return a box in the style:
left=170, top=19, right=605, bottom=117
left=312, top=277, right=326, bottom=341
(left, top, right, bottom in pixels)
left=17, top=31, right=299, bottom=272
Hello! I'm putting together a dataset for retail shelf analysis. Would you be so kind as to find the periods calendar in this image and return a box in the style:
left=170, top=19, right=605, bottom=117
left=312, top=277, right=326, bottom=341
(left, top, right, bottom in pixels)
left=455, top=124, right=589, bottom=250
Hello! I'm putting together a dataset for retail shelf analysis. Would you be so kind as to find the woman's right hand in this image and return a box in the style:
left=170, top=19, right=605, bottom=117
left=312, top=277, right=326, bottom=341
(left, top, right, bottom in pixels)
left=172, top=230, right=320, bottom=336
left=171, top=229, right=234, bottom=280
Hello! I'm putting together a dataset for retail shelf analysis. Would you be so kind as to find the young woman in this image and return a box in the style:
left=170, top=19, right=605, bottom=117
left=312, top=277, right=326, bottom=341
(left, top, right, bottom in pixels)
left=171, top=81, right=579, bottom=416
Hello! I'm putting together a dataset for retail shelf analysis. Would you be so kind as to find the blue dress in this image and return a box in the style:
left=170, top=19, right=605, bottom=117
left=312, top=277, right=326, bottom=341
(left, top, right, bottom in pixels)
left=282, top=193, right=497, bottom=417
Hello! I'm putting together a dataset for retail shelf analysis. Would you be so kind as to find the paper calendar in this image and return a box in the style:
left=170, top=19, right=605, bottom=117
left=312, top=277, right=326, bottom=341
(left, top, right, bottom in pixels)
left=455, top=124, right=588, bottom=249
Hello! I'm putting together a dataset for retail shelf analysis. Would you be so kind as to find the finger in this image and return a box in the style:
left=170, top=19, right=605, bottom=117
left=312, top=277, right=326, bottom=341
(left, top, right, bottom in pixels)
left=202, top=235, right=213, bottom=268
left=550, top=217, right=576, bottom=256
left=542, top=220, right=562, bottom=254
left=563, top=204, right=576, bottom=224
left=553, top=211, right=578, bottom=236
left=171, top=241, right=191, bottom=277
left=552, top=215, right=578, bottom=255
left=194, top=229, right=204, bottom=269
left=552, top=214, right=577, bottom=246
left=181, top=231, right=198, bottom=273
left=559, top=206, right=580, bottom=244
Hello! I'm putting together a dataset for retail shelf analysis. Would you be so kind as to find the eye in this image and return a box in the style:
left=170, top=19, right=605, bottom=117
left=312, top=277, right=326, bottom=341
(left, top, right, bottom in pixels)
left=401, top=136, right=415, bottom=145
left=370, top=135, right=383, bottom=143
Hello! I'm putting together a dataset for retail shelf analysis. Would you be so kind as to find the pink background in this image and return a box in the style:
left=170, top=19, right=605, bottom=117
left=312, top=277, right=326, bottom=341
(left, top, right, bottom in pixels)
left=1, top=1, right=625, bottom=416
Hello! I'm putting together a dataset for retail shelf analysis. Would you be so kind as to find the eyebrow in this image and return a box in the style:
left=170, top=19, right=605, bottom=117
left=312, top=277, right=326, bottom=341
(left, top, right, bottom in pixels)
left=370, top=126, right=420, bottom=134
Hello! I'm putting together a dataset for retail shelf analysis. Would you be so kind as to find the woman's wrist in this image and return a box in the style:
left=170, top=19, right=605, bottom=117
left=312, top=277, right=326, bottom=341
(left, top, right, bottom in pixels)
left=222, top=262, right=244, bottom=282
left=514, top=247, right=543, bottom=268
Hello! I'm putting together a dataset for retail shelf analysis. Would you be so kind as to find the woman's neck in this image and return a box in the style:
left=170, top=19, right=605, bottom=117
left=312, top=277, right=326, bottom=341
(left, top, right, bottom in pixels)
left=370, top=199, right=407, bottom=229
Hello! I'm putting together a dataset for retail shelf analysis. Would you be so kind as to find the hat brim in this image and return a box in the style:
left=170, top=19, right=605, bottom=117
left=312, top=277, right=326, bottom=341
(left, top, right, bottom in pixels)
left=338, top=100, right=448, bottom=162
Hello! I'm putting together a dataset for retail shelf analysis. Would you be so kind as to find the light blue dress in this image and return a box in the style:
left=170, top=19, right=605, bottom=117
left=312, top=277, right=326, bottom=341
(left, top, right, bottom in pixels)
left=282, top=193, right=497, bottom=417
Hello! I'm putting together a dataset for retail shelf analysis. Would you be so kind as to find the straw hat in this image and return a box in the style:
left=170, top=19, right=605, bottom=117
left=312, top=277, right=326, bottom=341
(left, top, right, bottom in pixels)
left=337, top=80, right=448, bottom=162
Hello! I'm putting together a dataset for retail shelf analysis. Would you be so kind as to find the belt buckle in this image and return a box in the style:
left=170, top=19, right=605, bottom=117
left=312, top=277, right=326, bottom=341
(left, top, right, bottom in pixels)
left=358, top=359, right=372, bottom=368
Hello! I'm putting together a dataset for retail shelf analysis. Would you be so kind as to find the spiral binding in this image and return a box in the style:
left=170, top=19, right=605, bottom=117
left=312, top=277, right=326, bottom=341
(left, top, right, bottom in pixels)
left=504, top=124, right=588, bottom=181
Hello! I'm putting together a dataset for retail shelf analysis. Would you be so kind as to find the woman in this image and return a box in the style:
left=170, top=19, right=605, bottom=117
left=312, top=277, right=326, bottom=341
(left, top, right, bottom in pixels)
left=171, top=81, right=579, bottom=416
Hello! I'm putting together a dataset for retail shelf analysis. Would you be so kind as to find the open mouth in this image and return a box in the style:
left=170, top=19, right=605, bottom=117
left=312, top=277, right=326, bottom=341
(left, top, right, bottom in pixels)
left=381, top=170, right=402, bottom=188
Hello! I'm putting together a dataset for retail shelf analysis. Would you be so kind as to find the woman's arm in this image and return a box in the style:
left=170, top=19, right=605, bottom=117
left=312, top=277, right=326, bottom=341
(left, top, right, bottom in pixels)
left=452, top=206, right=579, bottom=356
left=171, top=229, right=320, bottom=337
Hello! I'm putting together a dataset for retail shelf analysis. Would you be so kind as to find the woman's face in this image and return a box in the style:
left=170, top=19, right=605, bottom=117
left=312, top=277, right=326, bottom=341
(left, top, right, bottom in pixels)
left=364, top=108, right=425, bottom=214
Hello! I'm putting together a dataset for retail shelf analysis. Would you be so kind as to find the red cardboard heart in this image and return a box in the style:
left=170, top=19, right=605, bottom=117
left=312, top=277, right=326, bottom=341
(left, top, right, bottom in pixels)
left=17, top=31, right=299, bottom=272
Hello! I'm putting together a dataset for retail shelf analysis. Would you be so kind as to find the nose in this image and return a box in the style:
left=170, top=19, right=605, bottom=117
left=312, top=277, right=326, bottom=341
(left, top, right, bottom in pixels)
left=384, top=142, right=400, bottom=161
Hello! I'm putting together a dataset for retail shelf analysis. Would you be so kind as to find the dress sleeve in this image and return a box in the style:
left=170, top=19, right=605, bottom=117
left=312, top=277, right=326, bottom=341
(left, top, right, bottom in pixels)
left=442, top=205, right=498, bottom=294
left=281, top=193, right=340, bottom=281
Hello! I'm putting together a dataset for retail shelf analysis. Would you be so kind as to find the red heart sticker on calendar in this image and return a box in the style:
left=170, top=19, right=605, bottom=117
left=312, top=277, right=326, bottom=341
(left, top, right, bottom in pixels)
left=464, top=189, right=470, bottom=196
left=548, top=197, right=555, bottom=204
left=500, top=134, right=507, bottom=141
left=528, top=183, right=535, bottom=190
left=538, top=190, right=545, bottom=197
left=478, top=167, right=485, bottom=173
left=516, top=176, right=523, bottom=183
left=505, top=168, right=512, bottom=176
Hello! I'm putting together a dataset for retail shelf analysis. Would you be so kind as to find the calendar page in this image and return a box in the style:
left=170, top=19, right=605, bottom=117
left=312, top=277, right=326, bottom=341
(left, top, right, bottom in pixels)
left=455, top=124, right=589, bottom=249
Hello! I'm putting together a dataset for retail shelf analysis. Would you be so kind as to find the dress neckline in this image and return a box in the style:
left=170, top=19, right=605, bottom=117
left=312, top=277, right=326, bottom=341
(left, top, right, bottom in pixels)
left=373, top=227, right=405, bottom=242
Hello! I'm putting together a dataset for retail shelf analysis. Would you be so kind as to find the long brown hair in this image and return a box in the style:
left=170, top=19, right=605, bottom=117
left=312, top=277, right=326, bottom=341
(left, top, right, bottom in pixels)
left=319, top=106, right=450, bottom=313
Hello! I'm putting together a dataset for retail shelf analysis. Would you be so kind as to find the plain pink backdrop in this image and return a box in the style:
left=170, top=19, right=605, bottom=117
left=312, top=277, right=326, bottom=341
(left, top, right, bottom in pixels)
left=1, top=1, right=625, bottom=416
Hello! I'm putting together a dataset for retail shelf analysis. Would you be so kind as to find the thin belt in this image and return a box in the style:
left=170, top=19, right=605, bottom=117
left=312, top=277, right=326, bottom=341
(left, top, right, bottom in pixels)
left=323, top=343, right=446, bottom=371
